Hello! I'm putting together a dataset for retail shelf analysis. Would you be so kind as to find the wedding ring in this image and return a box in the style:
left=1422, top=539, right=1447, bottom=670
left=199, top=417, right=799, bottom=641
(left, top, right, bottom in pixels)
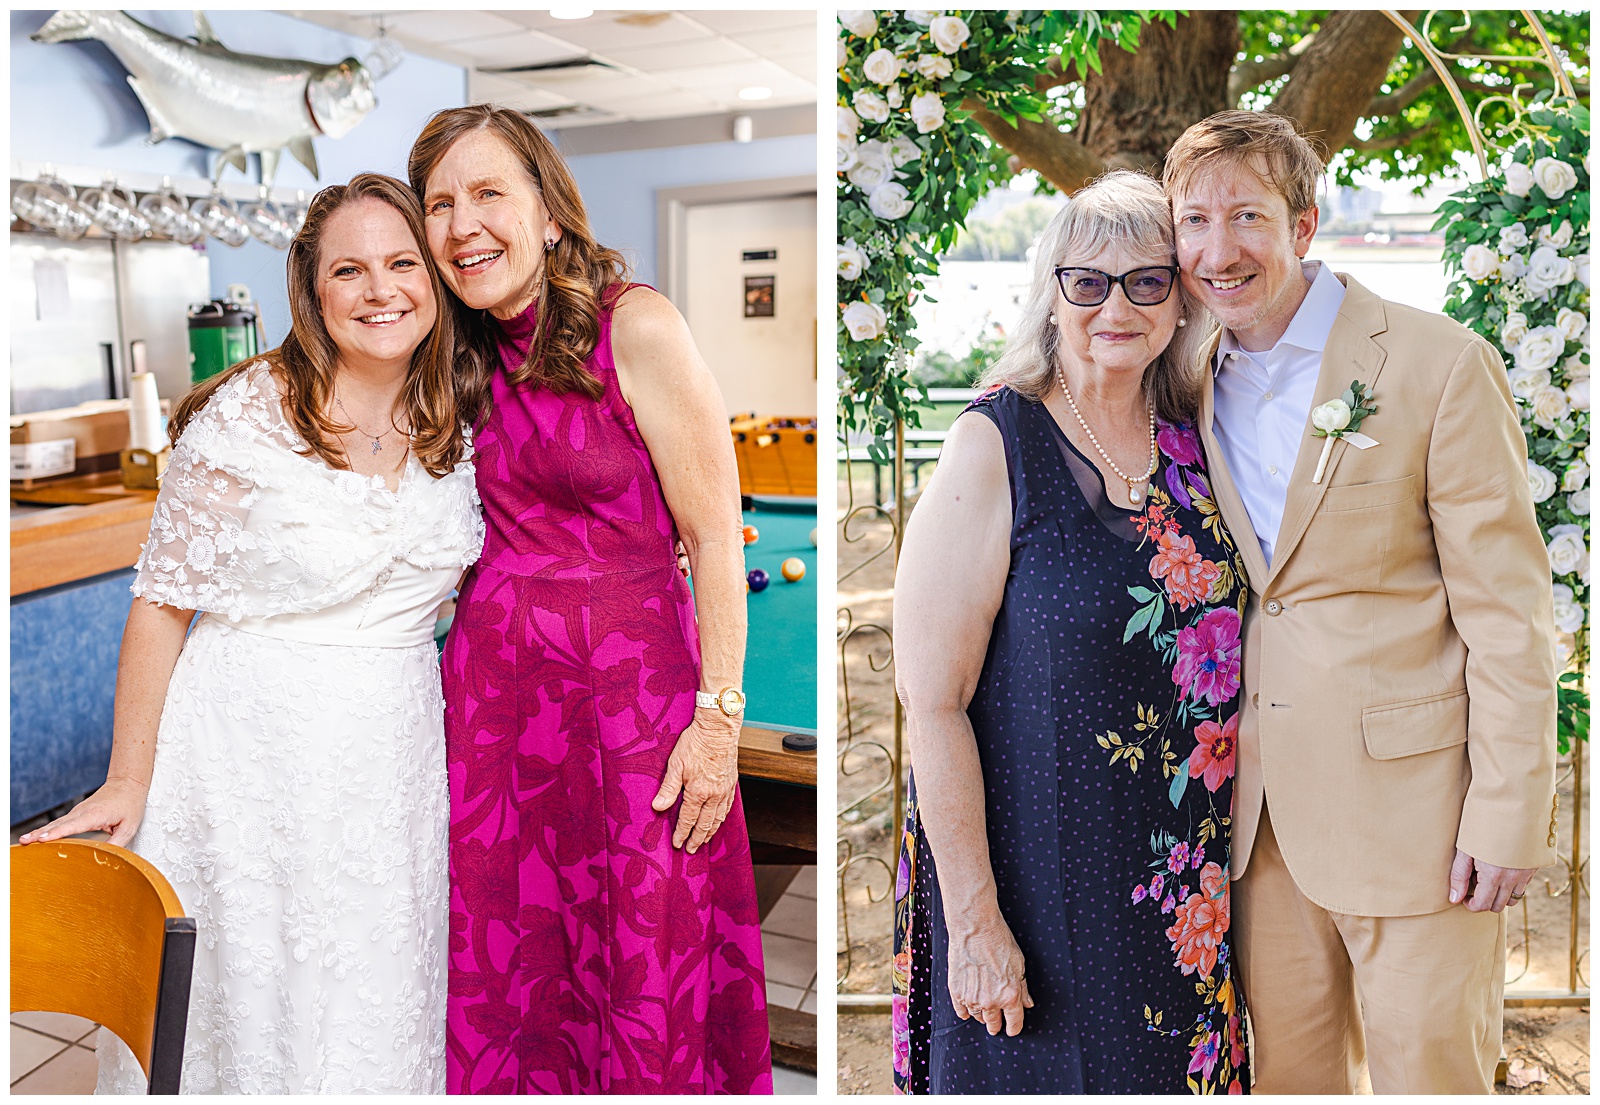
left=1510, top=890, right=1526, bottom=901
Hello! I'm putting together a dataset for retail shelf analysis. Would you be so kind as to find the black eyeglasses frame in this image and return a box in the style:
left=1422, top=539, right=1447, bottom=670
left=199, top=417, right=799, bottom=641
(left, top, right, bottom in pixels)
left=1053, top=264, right=1180, bottom=307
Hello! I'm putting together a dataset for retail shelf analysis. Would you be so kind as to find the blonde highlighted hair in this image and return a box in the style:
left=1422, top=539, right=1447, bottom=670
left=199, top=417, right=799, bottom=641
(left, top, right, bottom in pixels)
left=977, top=170, right=1207, bottom=423
left=1163, top=109, right=1327, bottom=218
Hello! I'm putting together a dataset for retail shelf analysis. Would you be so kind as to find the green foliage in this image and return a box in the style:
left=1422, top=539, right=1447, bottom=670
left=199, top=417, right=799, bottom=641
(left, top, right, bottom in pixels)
left=944, top=198, right=1062, bottom=261
left=913, top=325, right=1009, bottom=388
left=1436, top=95, right=1590, bottom=746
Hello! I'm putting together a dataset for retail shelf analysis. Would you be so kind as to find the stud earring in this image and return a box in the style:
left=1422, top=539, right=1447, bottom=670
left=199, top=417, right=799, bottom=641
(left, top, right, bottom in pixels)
left=544, top=238, right=556, bottom=252
left=1177, top=317, right=1187, bottom=327
left=1048, top=314, right=1057, bottom=324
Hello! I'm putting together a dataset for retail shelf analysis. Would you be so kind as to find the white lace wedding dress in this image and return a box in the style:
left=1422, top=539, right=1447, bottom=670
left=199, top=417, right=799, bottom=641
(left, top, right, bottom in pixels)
left=96, top=363, right=482, bottom=1095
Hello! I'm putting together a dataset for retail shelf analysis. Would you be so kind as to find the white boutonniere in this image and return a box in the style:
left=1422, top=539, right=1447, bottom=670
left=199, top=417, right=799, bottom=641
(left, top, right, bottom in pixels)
left=1310, top=380, right=1379, bottom=484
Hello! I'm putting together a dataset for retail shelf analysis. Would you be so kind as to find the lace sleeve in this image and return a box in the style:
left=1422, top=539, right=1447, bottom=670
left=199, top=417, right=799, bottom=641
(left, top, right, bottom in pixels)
left=131, top=372, right=268, bottom=616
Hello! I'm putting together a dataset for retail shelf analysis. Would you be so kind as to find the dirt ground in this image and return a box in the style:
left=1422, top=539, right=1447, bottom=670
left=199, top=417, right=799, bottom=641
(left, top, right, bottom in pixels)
left=835, top=470, right=1590, bottom=1096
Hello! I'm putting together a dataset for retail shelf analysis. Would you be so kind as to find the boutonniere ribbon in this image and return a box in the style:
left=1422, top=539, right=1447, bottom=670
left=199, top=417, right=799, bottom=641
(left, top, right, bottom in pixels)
left=1310, top=380, right=1379, bottom=484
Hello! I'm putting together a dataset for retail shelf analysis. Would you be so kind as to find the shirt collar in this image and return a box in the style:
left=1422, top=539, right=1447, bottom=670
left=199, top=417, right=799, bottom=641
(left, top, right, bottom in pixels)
left=1214, top=260, right=1346, bottom=373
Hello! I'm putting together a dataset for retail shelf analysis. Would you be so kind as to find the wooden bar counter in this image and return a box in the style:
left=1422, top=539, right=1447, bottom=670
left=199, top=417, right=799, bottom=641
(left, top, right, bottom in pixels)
left=11, top=473, right=158, bottom=596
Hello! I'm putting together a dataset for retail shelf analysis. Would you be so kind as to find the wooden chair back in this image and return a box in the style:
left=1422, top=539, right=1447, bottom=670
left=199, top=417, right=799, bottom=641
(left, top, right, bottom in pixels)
left=11, top=840, right=196, bottom=1093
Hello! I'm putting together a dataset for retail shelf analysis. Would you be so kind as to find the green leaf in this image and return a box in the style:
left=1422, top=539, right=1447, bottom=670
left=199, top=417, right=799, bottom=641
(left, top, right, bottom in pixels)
left=1168, top=761, right=1189, bottom=808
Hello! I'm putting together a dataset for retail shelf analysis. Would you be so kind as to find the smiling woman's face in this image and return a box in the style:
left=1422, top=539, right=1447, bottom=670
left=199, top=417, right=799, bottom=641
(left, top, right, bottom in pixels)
left=422, top=129, right=560, bottom=320
left=1053, top=241, right=1181, bottom=381
left=315, top=197, right=437, bottom=374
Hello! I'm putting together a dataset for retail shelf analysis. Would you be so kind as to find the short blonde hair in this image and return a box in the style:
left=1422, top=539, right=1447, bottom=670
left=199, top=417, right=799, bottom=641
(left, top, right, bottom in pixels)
left=1163, top=109, right=1327, bottom=217
left=977, top=170, right=1207, bottom=423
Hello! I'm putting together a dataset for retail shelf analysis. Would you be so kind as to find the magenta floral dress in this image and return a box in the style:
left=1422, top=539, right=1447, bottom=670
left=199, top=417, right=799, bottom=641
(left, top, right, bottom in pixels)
left=892, top=387, right=1249, bottom=1094
left=442, top=288, right=773, bottom=1094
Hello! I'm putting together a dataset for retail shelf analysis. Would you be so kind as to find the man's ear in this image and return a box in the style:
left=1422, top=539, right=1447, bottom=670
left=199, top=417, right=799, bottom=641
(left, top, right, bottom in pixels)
left=1292, top=205, right=1320, bottom=259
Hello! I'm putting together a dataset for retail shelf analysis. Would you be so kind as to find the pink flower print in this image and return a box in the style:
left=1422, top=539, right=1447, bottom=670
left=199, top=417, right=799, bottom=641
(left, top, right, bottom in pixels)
left=1161, top=894, right=1176, bottom=914
left=1172, top=607, right=1242, bottom=705
left=1151, top=532, right=1223, bottom=611
left=1158, top=421, right=1203, bottom=467
left=1188, top=713, right=1239, bottom=792
left=1132, top=884, right=1148, bottom=903
left=1191, top=844, right=1206, bottom=870
left=1167, top=842, right=1190, bottom=875
left=1188, top=1028, right=1222, bottom=1081
left=1150, top=873, right=1165, bottom=899
left=892, top=995, right=910, bottom=1075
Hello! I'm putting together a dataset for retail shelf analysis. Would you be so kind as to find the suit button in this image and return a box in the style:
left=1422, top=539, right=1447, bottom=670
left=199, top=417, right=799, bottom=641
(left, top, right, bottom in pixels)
left=1264, top=599, right=1282, bottom=615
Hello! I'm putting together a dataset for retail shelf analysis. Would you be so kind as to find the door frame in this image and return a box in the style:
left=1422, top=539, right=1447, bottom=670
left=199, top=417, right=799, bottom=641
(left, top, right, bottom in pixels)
left=655, top=176, right=815, bottom=309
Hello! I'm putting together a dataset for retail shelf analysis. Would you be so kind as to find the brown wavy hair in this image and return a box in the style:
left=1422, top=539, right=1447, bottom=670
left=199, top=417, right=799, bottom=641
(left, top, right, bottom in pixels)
left=169, top=173, right=465, bottom=478
left=1163, top=109, right=1328, bottom=218
left=408, top=104, right=631, bottom=422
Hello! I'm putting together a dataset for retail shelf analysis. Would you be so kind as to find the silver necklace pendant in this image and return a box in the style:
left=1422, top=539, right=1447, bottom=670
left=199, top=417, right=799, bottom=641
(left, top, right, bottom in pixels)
left=371, top=438, right=382, bottom=455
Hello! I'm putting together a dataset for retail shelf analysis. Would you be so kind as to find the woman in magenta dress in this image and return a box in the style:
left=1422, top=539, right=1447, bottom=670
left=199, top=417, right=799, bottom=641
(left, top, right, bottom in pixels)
left=409, top=106, right=772, bottom=1094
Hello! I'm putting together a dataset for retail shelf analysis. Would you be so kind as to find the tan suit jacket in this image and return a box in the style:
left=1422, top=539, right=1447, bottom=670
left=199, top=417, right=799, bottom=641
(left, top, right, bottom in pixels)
left=1199, top=273, right=1559, bottom=917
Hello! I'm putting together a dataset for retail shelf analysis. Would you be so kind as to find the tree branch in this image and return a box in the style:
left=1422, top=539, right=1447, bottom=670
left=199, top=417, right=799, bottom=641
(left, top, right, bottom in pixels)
left=964, top=101, right=1107, bottom=194
left=1268, top=10, right=1421, bottom=162
left=1350, top=118, right=1440, bottom=151
left=1228, top=31, right=1317, bottom=104
left=1365, top=28, right=1475, bottom=116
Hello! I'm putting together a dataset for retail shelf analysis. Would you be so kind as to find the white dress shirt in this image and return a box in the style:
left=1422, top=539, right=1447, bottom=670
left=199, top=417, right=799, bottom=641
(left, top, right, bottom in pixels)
left=1210, top=261, right=1346, bottom=565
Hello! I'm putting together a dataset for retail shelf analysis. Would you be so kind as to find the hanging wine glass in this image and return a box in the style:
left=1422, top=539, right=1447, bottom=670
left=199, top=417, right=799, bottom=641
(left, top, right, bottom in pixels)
left=241, top=186, right=294, bottom=250
left=79, top=175, right=149, bottom=240
left=32, top=172, right=93, bottom=240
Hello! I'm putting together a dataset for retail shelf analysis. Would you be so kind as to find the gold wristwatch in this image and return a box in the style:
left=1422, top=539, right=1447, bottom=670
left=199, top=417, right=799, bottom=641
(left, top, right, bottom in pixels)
left=695, top=688, right=746, bottom=717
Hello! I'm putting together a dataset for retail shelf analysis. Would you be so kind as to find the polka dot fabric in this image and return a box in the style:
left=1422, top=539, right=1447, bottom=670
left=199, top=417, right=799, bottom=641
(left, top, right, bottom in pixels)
left=892, top=387, right=1251, bottom=1094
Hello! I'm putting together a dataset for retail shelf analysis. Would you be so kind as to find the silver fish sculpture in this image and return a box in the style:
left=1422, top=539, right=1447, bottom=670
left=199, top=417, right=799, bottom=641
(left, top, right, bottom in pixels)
left=32, top=10, right=382, bottom=184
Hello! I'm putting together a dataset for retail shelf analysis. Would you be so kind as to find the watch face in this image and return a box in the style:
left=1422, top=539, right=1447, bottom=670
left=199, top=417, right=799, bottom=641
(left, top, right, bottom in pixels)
left=722, top=689, right=746, bottom=714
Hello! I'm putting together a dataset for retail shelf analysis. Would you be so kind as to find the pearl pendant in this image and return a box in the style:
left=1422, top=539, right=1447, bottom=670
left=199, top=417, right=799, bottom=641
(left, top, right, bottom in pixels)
left=1128, top=483, right=1143, bottom=505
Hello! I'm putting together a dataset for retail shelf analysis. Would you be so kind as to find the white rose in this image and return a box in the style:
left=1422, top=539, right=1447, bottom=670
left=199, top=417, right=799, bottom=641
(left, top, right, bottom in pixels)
left=838, top=10, right=878, bottom=37
left=1501, top=311, right=1530, bottom=350
left=1556, top=307, right=1589, bottom=343
left=1516, top=326, right=1566, bottom=372
left=1566, top=352, right=1591, bottom=381
left=910, top=90, right=946, bottom=133
left=845, top=140, right=892, bottom=189
left=885, top=83, right=903, bottom=108
left=837, top=39, right=848, bottom=69
left=1532, top=156, right=1578, bottom=201
left=837, top=239, right=867, bottom=281
left=930, top=14, right=971, bottom=54
left=1576, top=254, right=1591, bottom=289
left=852, top=88, right=890, bottom=124
left=1531, top=383, right=1571, bottom=429
left=1503, top=161, right=1534, bottom=197
left=1525, top=246, right=1577, bottom=297
left=915, top=53, right=954, bottom=79
left=1311, top=398, right=1352, bottom=432
left=837, top=105, right=860, bottom=142
left=842, top=300, right=887, bottom=342
left=1499, top=254, right=1529, bottom=281
left=887, top=134, right=921, bottom=167
left=1461, top=243, right=1499, bottom=281
left=1551, top=583, right=1584, bottom=633
left=1499, top=223, right=1529, bottom=253
left=868, top=181, right=913, bottom=220
left=1569, top=489, right=1590, bottom=517
left=1527, top=460, right=1558, bottom=503
left=1566, top=377, right=1590, bottom=412
left=836, top=139, right=858, bottom=173
left=1562, top=460, right=1589, bottom=492
left=1509, top=368, right=1551, bottom=399
left=1538, top=219, right=1575, bottom=249
left=904, top=10, right=940, bottom=25
left=862, top=48, right=903, bottom=86
left=1546, top=523, right=1587, bottom=578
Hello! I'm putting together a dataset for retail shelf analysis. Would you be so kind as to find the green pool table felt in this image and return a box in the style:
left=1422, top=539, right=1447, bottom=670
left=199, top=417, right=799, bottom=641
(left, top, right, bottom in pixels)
left=738, top=499, right=817, bottom=734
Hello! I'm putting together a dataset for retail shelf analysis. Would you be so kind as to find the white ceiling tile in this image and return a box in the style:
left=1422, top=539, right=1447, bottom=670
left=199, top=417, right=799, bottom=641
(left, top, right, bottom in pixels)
left=597, top=36, right=755, bottom=70
left=383, top=9, right=527, bottom=44
left=539, top=11, right=713, bottom=51
left=449, top=30, right=588, bottom=71
left=728, top=28, right=817, bottom=64
left=654, top=59, right=815, bottom=98
left=680, top=10, right=818, bottom=36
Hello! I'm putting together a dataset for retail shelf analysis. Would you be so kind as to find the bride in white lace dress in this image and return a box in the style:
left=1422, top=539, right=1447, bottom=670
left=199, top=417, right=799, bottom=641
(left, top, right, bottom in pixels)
left=20, top=175, right=482, bottom=1094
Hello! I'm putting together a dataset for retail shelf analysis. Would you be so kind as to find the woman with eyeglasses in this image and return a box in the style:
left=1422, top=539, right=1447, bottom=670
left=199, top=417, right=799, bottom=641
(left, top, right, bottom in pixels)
left=890, top=171, right=1251, bottom=1094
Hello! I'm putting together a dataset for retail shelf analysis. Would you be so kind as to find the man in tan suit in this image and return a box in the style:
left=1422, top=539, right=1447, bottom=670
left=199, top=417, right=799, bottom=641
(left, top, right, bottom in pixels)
left=1162, top=111, right=1559, bottom=1093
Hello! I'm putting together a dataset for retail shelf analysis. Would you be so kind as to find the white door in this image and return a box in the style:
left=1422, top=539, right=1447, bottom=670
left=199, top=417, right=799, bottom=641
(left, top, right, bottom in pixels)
left=682, top=193, right=817, bottom=418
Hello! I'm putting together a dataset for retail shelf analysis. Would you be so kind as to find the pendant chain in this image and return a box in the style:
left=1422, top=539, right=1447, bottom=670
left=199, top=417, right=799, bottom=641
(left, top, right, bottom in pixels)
left=1054, top=364, right=1158, bottom=505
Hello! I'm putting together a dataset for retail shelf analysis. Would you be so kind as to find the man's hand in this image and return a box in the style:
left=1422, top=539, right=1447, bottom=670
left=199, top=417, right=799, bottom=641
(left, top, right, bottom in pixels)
left=1449, top=849, right=1537, bottom=912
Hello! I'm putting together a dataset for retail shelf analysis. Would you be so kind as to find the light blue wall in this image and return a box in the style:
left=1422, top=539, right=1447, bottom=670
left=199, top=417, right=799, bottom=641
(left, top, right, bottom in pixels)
left=565, top=134, right=817, bottom=286
left=11, top=9, right=467, bottom=345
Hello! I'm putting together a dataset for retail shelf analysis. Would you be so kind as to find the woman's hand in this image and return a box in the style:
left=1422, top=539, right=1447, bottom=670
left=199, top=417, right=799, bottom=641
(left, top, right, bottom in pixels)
left=651, top=710, right=741, bottom=853
left=17, top=777, right=151, bottom=848
left=947, top=912, right=1034, bottom=1037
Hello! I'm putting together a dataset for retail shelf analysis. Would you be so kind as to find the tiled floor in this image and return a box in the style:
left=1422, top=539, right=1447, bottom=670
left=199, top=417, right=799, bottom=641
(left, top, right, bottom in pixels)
left=13, top=808, right=820, bottom=1095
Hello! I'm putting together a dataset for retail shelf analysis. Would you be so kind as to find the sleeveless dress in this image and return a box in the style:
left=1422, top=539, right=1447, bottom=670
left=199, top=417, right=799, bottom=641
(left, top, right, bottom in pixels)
left=891, top=387, right=1251, bottom=1094
left=441, top=289, right=773, bottom=1094
left=96, top=363, right=482, bottom=1094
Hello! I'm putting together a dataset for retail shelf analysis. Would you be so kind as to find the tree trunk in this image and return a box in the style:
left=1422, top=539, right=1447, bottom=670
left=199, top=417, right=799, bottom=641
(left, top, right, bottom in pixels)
left=1267, top=10, right=1420, bottom=162
left=1077, top=12, right=1239, bottom=177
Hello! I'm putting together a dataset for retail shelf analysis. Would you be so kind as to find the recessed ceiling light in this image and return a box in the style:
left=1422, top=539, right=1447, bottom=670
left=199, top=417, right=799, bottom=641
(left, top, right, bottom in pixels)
left=549, top=5, right=593, bottom=19
left=738, top=86, right=772, bottom=101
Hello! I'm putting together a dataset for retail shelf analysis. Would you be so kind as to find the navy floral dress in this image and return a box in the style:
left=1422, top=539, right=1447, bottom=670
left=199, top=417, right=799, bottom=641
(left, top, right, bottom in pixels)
left=891, top=387, right=1250, bottom=1094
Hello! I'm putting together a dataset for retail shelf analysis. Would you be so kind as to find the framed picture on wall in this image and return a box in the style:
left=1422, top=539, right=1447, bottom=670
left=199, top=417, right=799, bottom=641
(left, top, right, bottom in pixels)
left=744, top=274, right=774, bottom=317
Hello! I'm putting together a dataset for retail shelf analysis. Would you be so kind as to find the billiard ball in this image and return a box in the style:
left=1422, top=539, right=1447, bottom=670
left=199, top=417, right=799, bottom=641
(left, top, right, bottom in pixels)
left=743, top=524, right=759, bottom=545
left=747, top=568, right=770, bottom=592
left=781, top=557, right=806, bottom=582
left=809, top=527, right=818, bottom=547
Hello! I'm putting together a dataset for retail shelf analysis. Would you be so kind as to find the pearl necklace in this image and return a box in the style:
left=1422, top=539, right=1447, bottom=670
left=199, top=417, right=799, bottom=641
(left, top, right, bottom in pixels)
left=1054, top=364, right=1158, bottom=506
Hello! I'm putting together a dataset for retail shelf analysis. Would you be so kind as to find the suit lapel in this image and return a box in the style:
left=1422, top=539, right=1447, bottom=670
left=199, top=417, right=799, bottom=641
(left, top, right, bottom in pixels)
left=1197, top=330, right=1272, bottom=591
left=1264, top=275, right=1391, bottom=590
